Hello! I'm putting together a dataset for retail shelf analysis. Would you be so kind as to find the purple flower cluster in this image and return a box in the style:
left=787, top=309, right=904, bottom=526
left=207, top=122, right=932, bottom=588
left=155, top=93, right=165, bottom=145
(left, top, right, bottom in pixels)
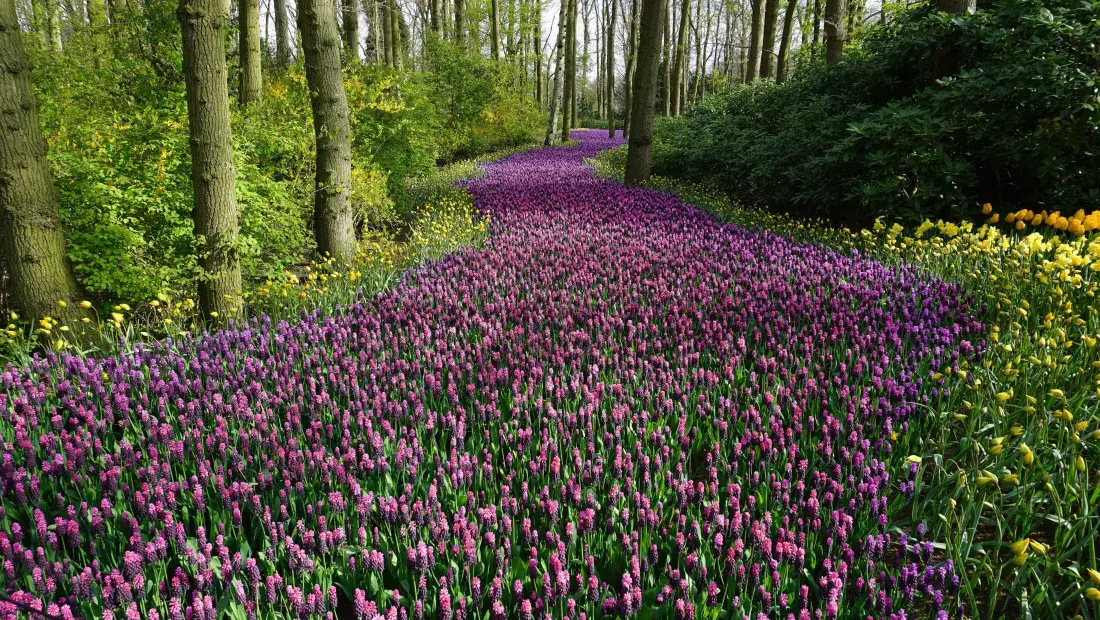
left=0, top=131, right=983, bottom=618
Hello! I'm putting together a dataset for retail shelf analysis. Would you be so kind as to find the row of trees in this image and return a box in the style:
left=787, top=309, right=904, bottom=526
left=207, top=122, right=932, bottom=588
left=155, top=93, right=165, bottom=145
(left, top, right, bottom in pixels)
left=2, top=0, right=550, bottom=329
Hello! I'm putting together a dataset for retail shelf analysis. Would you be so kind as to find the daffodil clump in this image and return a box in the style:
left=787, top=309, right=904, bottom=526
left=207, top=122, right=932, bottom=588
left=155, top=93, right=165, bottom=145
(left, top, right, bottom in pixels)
left=591, top=145, right=1100, bottom=619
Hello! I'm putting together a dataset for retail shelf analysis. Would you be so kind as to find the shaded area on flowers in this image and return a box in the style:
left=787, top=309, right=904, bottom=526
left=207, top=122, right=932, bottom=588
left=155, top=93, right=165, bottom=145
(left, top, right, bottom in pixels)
left=0, top=131, right=984, bottom=619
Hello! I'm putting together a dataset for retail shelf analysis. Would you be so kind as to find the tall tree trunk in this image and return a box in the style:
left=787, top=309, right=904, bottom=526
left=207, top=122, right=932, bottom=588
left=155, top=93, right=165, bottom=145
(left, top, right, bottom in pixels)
left=429, top=0, right=439, bottom=33
left=624, top=0, right=664, bottom=184
left=660, top=0, right=670, bottom=114
left=388, top=0, right=400, bottom=66
left=343, top=0, right=360, bottom=62
left=239, top=0, right=262, bottom=103
left=298, top=0, right=357, bottom=264
left=690, top=0, right=702, bottom=99
left=534, top=0, right=542, bottom=102
left=745, top=0, right=761, bottom=79
left=544, top=0, right=566, bottom=144
left=622, top=0, right=638, bottom=135
left=669, top=0, right=687, bottom=113
left=774, top=0, right=795, bottom=81
left=560, top=0, right=575, bottom=141
left=454, top=0, right=464, bottom=46
left=811, top=0, right=819, bottom=49
left=370, top=0, right=382, bottom=60
left=177, top=0, right=243, bottom=324
left=490, top=0, right=500, bottom=58
left=823, top=0, right=842, bottom=63
left=758, top=0, right=778, bottom=77
left=578, top=0, right=588, bottom=128
left=0, top=0, right=89, bottom=327
left=46, top=0, right=62, bottom=51
left=275, top=0, right=291, bottom=66
left=605, top=0, right=615, bottom=135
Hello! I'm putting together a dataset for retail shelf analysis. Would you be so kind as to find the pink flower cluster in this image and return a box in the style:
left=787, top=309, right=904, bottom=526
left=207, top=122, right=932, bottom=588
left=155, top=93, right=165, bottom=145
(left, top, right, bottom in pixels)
left=0, top=131, right=983, bottom=619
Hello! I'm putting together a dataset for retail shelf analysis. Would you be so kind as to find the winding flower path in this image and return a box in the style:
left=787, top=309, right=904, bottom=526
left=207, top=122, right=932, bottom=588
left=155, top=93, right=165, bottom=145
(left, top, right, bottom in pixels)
left=0, top=131, right=983, bottom=619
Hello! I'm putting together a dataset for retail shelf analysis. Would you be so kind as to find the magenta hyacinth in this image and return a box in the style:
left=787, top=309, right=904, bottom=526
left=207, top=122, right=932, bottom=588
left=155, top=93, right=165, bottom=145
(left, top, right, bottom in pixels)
left=0, top=131, right=982, bottom=618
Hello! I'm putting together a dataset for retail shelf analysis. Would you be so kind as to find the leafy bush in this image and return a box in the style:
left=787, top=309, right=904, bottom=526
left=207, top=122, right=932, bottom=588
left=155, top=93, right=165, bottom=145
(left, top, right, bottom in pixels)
left=25, top=3, right=541, bottom=306
left=655, top=0, right=1100, bottom=225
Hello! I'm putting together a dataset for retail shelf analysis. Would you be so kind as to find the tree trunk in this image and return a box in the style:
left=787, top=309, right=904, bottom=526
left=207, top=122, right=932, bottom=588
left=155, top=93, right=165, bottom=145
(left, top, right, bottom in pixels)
left=560, top=0, right=575, bottom=142
left=429, top=0, right=439, bottom=33
left=938, top=0, right=974, bottom=12
left=605, top=0, right=615, bottom=134
left=692, top=0, right=705, bottom=100
left=239, top=0, right=262, bottom=103
left=578, top=0, right=588, bottom=128
left=275, top=0, right=291, bottom=66
left=544, top=0, right=566, bottom=144
left=623, top=0, right=664, bottom=184
left=669, top=0, right=687, bottom=113
left=177, top=0, right=243, bottom=324
left=454, top=0, right=464, bottom=46
left=0, top=0, right=90, bottom=328
left=660, top=0, right=670, bottom=115
left=534, top=0, right=542, bottom=102
left=343, top=0, right=360, bottom=62
left=823, top=0, right=842, bottom=63
left=387, top=0, right=400, bottom=66
left=46, top=0, right=62, bottom=51
left=622, top=0, right=638, bottom=135
left=745, top=0, right=761, bottom=79
left=775, top=0, right=796, bottom=81
left=811, top=0, right=819, bottom=49
left=490, top=0, right=500, bottom=59
left=298, top=0, right=357, bottom=264
left=758, top=0, right=778, bottom=77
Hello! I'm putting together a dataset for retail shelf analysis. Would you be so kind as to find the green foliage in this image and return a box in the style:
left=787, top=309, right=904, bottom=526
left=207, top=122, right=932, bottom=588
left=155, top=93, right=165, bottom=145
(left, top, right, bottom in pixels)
left=423, top=37, right=546, bottom=160
left=22, top=0, right=542, bottom=307
left=655, top=0, right=1100, bottom=225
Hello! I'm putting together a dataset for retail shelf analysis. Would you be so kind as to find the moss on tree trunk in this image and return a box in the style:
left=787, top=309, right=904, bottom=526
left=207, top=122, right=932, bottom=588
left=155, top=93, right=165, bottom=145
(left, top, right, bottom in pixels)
left=624, top=0, right=664, bottom=184
left=178, top=0, right=244, bottom=325
left=298, top=0, right=358, bottom=264
left=239, top=0, right=263, bottom=104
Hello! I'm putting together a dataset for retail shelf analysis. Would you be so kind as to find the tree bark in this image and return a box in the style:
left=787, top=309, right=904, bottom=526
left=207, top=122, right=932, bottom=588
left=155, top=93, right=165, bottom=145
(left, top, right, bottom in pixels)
left=343, top=0, right=360, bottom=62
left=775, top=0, right=796, bottom=81
left=623, top=0, right=664, bottom=184
left=177, top=0, right=243, bottom=324
left=275, top=0, right=291, bottom=66
left=560, top=0, right=575, bottom=141
left=535, top=0, right=543, bottom=102
left=669, top=0, right=687, bottom=113
left=490, top=0, right=500, bottom=59
left=298, top=0, right=357, bottom=264
left=605, top=0, right=615, bottom=134
left=823, top=0, right=842, bottom=63
left=429, top=0, right=439, bottom=33
left=660, top=0, right=670, bottom=115
left=544, top=0, right=567, bottom=144
left=454, top=0, right=464, bottom=46
left=758, top=0, right=778, bottom=77
left=0, top=0, right=89, bottom=328
left=811, top=0, right=819, bottom=49
left=239, top=0, right=263, bottom=103
left=621, top=0, right=638, bottom=135
left=938, top=0, right=974, bottom=12
left=745, top=0, right=761, bottom=79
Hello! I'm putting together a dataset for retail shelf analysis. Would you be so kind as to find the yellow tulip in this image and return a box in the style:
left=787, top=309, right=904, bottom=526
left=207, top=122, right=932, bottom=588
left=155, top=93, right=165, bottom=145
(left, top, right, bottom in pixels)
left=1010, top=538, right=1031, bottom=555
left=1088, top=568, right=1100, bottom=585
left=1086, top=588, right=1100, bottom=601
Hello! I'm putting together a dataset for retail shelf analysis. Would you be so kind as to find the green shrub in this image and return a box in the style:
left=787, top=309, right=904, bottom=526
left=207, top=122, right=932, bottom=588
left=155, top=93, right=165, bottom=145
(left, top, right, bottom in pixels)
left=655, top=0, right=1100, bottom=225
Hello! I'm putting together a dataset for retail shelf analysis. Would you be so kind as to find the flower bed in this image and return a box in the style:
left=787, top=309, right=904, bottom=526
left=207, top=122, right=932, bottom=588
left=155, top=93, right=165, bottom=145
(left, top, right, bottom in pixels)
left=1, top=131, right=985, bottom=619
